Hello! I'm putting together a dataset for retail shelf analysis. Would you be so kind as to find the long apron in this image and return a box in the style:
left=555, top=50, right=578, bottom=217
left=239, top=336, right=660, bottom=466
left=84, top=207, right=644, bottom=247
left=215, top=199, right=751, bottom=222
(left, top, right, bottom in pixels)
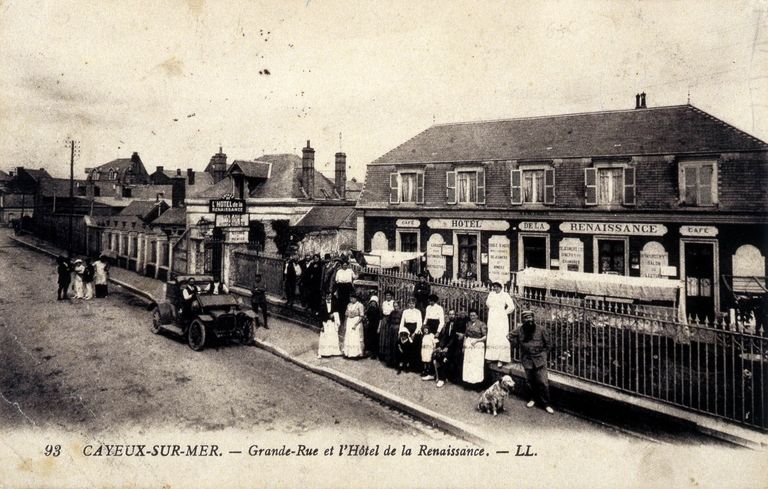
left=462, top=337, right=485, bottom=384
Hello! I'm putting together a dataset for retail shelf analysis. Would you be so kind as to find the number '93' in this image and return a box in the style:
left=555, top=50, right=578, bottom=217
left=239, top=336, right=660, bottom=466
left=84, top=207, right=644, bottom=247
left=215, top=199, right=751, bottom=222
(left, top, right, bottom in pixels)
left=44, top=445, right=61, bottom=457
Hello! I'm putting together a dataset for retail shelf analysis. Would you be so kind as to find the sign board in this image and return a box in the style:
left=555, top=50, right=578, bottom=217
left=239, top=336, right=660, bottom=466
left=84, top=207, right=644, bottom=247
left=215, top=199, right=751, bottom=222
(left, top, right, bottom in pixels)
left=395, top=219, right=420, bottom=228
left=560, top=222, right=667, bottom=236
left=661, top=265, right=678, bottom=277
left=426, top=234, right=447, bottom=279
left=679, top=225, right=718, bottom=237
left=558, top=238, right=584, bottom=272
left=209, top=198, right=246, bottom=214
left=215, top=214, right=249, bottom=227
left=488, top=235, right=511, bottom=285
left=226, top=229, right=249, bottom=244
left=427, top=218, right=509, bottom=231
left=640, top=242, right=669, bottom=278
left=441, top=244, right=454, bottom=256
left=519, top=221, right=550, bottom=232
left=371, top=231, right=389, bottom=251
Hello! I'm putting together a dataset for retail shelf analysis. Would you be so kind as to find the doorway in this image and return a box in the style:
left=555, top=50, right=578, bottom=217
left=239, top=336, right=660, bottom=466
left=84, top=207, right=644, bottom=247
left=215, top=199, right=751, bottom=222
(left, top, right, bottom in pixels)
left=205, top=227, right=225, bottom=281
left=683, top=240, right=717, bottom=321
left=596, top=238, right=627, bottom=275
left=454, top=232, right=479, bottom=280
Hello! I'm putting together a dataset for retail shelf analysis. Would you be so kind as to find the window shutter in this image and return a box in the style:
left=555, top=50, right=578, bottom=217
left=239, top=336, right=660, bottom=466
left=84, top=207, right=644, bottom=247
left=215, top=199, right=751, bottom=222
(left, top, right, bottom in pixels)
left=544, top=169, right=555, bottom=204
left=584, top=167, right=597, bottom=205
left=416, top=172, right=425, bottom=204
left=623, top=167, right=636, bottom=205
left=446, top=171, right=456, bottom=204
left=510, top=169, right=522, bottom=205
left=476, top=168, right=486, bottom=204
left=389, top=172, right=399, bottom=204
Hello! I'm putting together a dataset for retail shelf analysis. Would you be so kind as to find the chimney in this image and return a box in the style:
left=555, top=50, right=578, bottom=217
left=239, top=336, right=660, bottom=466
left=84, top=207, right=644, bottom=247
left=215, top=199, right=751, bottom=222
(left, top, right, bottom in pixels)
left=207, top=147, right=227, bottom=184
left=187, top=168, right=195, bottom=185
left=176, top=168, right=182, bottom=176
left=640, top=92, right=647, bottom=109
left=156, top=166, right=163, bottom=173
left=171, top=176, right=186, bottom=208
left=335, top=152, right=347, bottom=200
left=635, top=93, right=640, bottom=109
left=301, top=140, right=315, bottom=199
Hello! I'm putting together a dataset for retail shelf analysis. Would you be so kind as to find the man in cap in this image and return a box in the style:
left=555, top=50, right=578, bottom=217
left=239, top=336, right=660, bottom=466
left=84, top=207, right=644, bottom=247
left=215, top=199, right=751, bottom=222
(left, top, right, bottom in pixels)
left=507, top=309, right=554, bottom=414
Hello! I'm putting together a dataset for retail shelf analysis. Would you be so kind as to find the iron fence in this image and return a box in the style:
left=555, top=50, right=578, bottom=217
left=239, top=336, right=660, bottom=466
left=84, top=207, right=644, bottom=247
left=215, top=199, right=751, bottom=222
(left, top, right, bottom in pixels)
left=226, top=254, right=767, bottom=431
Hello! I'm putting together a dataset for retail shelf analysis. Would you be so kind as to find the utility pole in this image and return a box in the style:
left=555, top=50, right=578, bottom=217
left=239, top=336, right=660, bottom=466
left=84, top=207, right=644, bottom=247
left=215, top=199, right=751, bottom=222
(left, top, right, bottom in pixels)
left=66, top=140, right=80, bottom=258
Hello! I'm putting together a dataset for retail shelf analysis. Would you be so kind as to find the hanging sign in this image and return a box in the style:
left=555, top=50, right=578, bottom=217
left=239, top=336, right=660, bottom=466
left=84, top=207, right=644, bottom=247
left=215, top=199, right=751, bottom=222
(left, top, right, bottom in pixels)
left=396, top=219, right=420, bottom=228
left=215, top=214, right=249, bottom=227
left=209, top=198, right=246, bottom=214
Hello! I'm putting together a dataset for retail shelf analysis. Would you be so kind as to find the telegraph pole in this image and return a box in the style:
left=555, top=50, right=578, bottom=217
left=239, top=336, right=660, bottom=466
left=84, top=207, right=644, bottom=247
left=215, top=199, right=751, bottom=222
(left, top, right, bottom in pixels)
left=66, top=140, right=79, bottom=258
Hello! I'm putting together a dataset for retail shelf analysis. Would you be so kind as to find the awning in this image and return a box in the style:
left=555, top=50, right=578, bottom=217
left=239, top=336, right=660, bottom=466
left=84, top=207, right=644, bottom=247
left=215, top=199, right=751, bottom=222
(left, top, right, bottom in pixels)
left=364, top=251, right=423, bottom=269
left=515, top=268, right=683, bottom=303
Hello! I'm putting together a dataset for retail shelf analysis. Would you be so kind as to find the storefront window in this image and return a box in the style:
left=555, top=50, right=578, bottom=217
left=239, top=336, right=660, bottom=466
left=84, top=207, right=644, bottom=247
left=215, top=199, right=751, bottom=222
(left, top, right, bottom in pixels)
left=399, top=232, right=418, bottom=252
left=598, top=239, right=625, bottom=274
left=457, top=234, right=478, bottom=280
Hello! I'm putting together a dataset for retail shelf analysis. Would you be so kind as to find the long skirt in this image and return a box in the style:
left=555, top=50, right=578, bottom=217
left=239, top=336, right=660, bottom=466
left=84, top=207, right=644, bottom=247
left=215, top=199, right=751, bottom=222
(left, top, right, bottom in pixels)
left=343, top=316, right=365, bottom=358
left=462, top=338, right=485, bottom=384
left=378, top=316, right=393, bottom=364
left=73, top=276, right=84, bottom=298
left=335, top=283, right=354, bottom=314
left=318, top=319, right=342, bottom=357
left=485, top=308, right=511, bottom=363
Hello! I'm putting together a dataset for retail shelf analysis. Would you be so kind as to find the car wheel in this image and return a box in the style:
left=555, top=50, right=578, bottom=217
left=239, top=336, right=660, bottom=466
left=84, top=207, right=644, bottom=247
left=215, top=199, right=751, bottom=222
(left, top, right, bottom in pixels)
left=188, top=319, right=206, bottom=351
left=240, top=318, right=254, bottom=345
left=150, top=307, right=163, bottom=334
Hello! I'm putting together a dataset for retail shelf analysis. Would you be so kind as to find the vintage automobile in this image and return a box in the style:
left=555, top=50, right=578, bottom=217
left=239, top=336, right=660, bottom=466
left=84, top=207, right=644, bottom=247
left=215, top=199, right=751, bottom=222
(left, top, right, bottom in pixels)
left=149, top=274, right=258, bottom=351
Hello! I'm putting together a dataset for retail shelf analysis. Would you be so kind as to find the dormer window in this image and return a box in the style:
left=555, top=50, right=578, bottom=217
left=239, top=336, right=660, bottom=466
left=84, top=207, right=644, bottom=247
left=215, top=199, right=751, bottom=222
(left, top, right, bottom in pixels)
left=678, top=160, right=717, bottom=206
left=389, top=170, right=424, bottom=204
left=585, top=164, right=635, bottom=206
left=447, top=166, right=485, bottom=205
left=511, top=165, right=555, bottom=205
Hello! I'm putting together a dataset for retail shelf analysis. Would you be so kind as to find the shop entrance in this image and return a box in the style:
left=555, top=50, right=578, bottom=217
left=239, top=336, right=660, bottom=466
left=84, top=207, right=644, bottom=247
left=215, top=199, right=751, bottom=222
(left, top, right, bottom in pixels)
left=522, top=236, right=547, bottom=269
left=596, top=238, right=627, bottom=274
left=455, top=233, right=479, bottom=280
left=683, top=241, right=716, bottom=321
left=205, top=227, right=225, bottom=281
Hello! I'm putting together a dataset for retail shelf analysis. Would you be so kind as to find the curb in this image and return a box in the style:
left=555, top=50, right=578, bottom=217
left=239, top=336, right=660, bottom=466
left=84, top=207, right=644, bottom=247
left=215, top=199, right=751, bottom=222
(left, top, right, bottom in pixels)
left=254, top=338, right=492, bottom=447
left=10, top=236, right=156, bottom=303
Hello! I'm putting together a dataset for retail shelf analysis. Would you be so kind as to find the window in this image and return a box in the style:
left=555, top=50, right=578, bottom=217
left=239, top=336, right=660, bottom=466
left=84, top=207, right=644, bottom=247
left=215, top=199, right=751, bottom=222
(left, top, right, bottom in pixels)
left=389, top=171, right=424, bottom=204
left=398, top=231, right=418, bottom=252
left=511, top=168, right=555, bottom=204
left=150, top=241, right=158, bottom=263
left=456, top=234, right=478, bottom=280
left=447, top=167, right=485, bottom=204
left=161, top=242, right=170, bottom=266
left=679, top=161, right=717, bottom=206
left=584, top=166, right=635, bottom=206
left=597, top=239, right=626, bottom=275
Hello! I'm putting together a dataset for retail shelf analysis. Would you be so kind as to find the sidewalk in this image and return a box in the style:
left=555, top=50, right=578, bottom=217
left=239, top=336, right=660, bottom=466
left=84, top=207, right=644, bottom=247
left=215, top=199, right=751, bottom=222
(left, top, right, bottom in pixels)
left=11, top=233, right=768, bottom=449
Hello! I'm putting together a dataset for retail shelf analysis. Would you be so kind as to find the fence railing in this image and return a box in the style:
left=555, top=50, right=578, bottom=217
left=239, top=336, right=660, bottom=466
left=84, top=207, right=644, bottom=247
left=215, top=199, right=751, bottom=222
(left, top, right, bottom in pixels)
left=226, top=254, right=767, bottom=431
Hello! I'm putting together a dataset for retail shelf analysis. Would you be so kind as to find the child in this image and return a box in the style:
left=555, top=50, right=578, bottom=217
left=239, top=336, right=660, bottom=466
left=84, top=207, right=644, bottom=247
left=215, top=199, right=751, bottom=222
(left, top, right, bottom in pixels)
left=420, top=325, right=437, bottom=380
left=396, top=331, right=412, bottom=374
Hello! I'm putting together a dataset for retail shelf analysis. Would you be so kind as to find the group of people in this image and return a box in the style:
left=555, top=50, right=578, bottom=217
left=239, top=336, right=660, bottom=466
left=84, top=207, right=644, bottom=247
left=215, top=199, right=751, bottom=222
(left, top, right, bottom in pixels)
left=56, top=255, right=110, bottom=301
left=313, top=275, right=554, bottom=413
left=283, top=252, right=358, bottom=314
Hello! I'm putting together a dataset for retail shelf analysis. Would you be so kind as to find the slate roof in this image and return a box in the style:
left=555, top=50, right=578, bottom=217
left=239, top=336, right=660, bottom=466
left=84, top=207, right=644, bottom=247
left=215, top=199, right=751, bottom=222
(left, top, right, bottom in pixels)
left=294, top=205, right=356, bottom=229
left=191, top=153, right=340, bottom=200
left=151, top=206, right=186, bottom=226
left=117, top=200, right=166, bottom=219
left=371, top=105, right=768, bottom=166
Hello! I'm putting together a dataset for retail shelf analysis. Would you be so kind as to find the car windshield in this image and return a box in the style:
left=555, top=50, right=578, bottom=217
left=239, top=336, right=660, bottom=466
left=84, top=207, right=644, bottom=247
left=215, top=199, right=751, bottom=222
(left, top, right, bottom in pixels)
left=196, top=294, right=239, bottom=308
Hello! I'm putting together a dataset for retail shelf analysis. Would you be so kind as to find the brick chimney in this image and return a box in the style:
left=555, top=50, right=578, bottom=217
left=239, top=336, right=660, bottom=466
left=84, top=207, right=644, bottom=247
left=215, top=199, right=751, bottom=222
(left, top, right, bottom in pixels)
left=301, top=140, right=315, bottom=199
left=171, top=176, right=186, bottom=208
left=335, top=152, right=346, bottom=200
left=635, top=93, right=640, bottom=109
left=156, top=165, right=164, bottom=173
left=187, top=168, right=195, bottom=185
left=208, top=147, right=227, bottom=184
left=176, top=168, right=182, bottom=176
left=640, top=92, right=647, bottom=109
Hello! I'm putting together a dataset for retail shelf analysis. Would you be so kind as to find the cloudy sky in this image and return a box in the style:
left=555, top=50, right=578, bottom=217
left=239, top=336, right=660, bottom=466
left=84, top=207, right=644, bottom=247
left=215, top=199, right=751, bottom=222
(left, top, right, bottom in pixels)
left=1, top=0, right=766, bottom=180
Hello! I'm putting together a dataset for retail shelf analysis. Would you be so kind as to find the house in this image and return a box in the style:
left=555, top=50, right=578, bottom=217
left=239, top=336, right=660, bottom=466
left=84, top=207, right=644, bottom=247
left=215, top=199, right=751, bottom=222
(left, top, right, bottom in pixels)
left=182, top=141, right=357, bottom=283
left=0, top=167, right=52, bottom=224
left=356, top=96, right=768, bottom=320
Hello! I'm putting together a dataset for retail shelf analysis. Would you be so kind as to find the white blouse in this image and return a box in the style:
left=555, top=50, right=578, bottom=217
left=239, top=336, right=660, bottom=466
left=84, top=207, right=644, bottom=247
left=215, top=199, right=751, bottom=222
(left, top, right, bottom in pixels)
left=399, top=308, right=423, bottom=335
left=335, top=268, right=355, bottom=283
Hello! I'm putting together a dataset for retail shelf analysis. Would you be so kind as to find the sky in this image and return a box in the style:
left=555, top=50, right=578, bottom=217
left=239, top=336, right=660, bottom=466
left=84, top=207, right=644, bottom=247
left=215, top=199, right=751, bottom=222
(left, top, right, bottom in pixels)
left=1, top=0, right=766, bottom=181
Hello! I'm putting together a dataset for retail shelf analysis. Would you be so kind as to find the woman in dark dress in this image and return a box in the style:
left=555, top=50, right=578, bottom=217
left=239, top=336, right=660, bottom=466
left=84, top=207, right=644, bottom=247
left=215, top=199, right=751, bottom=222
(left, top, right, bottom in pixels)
left=385, top=300, right=403, bottom=368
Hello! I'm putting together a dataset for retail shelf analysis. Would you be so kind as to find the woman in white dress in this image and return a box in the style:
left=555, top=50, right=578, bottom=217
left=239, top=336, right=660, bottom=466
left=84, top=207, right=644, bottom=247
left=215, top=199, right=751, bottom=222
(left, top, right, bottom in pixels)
left=462, top=309, right=487, bottom=385
left=342, top=295, right=365, bottom=358
left=318, top=294, right=342, bottom=358
left=485, top=282, right=515, bottom=366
